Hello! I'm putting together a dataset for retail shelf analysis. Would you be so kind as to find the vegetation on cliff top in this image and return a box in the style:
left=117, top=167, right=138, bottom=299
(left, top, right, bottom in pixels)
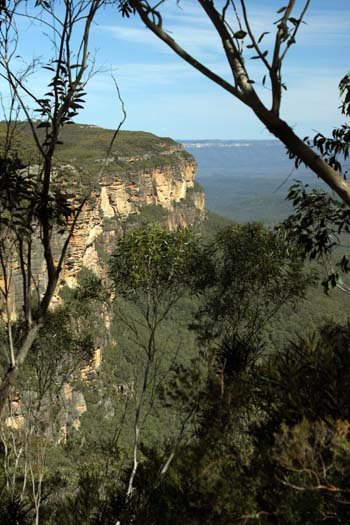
left=0, top=121, right=192, bottom=177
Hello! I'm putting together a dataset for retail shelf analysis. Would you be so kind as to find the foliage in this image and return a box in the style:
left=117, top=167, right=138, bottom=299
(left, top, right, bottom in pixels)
left=0, top=268, right=107, bottom=523
left=114, top=320, right=350, bottom=525
left=125, top=204, right=168, bottom=226
left=252, top=323, right=350, bottom=522
left=0, top=495, right=30, bottom=525
left=0, top=157, right=73, bottom=238
left=194, top=223, right=310, bottom=355
left=301, top=73, right=350, bottom=175
left=19, top=270, right=104, bottom=406
left=1, top=208, right=350, bottom=523
left=281, top=181, right=350, bottom=293
left=0, top=157, right=33, bottom=232
left=259, top=322, right=350, bottom=425
left=275, top=418, right=350, bottom=498
left=110, top=224, right=209, bottom=497
left=282, top=71, right=350, bottom=295
left=111, top=223, right=207, bottom=300
left=81, top=222, right=310, bottom=524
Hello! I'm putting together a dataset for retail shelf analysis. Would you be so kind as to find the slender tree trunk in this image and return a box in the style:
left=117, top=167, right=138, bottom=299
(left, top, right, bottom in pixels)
left=0, top=324, right=41, bottom=414
left=0, top=367, right=18, bottom=415
left=127, top=424, right=139, bottom=498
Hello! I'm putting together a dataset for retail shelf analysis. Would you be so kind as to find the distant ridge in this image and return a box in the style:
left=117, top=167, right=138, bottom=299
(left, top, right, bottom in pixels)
left=180, top=139, right=280, bottom=148
left=182, top=139, right=326, bottom=225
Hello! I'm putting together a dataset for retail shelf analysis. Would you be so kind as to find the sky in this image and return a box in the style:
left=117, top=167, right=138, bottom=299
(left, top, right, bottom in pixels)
left=3, top=0, right=350, bottom=139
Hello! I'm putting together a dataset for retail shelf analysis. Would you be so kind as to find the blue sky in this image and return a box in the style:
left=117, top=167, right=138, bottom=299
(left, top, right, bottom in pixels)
left=4, top=0, right=350, bottom=139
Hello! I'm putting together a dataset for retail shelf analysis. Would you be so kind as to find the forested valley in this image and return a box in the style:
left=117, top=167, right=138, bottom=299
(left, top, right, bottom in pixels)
left=1, top=137, right=350, bottom=523
left=0, top=1, right=349, bottom=524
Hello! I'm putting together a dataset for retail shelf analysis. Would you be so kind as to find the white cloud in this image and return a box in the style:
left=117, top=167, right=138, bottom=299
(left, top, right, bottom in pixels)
left=102, top=24, right=166, bottom=50
left=102, top=21, right=222, bottom=58
left=298, top=9, right=350, bottom=45
left=102, top=1, right=349, bottom=61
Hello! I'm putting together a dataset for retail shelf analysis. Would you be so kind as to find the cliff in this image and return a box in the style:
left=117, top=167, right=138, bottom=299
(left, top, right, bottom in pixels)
left=4, top=124, right=205, bottom=304
left=1, top=125, right=205, bottom=433
left=56, top=126, right=205, bottom=286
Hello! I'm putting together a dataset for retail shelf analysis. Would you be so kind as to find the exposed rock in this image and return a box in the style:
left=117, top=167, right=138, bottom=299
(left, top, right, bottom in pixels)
left=1, top=128, right=205, bottom=312
left=4, top=415, right=25, bottom=431
left=52, top=138, right=204, bottom=293
left=0, top=127, right=205, bottom=433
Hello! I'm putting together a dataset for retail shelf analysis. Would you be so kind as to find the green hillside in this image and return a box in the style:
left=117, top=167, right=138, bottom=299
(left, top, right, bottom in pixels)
left=0, top=122, right=191, bottom=173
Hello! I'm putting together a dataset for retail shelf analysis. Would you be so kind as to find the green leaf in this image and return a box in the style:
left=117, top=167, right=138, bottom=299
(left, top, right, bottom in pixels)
left=288, top=17, right=299, bottom=26
left=251, top=50, right=268, bottom=60
left=258, top=32, right=269, bottom=43
left=69, top=102, right=84, bottom=110
left=277, top=6, right=287, bottom=14
left=234, top=30, right=247, bottom=39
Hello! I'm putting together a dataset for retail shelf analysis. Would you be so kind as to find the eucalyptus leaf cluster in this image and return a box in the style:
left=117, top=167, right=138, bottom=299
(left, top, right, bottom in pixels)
left=110, top=224, right=209, bottom=300
left=0, top=157, right=75, bottom=237
left=194, top=223, right=310, bottom=347
left=281, top=181, right=350, bottom=292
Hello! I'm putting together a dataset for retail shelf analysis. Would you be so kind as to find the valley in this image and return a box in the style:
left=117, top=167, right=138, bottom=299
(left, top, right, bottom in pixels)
left=0, top=125, right=349, bottom=524
left=183, top=139, right=328, bottom=224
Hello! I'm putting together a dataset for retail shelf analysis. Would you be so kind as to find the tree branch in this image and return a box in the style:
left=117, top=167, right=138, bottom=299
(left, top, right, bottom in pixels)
left=130, top=0, right=244, bottom=101
left=240, top=0, right=271, bottom=71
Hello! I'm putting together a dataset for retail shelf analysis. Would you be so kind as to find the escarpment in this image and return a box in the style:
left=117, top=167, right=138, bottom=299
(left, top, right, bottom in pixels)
left=59, top=132, right=205, bottom=286
left=0, top=125, right=205, bottom=433
left=4, top=124, right=205, bottom=306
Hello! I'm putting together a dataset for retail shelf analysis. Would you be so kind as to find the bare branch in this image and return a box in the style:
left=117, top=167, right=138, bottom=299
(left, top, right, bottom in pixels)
left=280, top=0, right=312, bottom=62
left=240, top=0, right=271, bottom=71
left=105, top=75, right=127, bottom=160
left=0, top=68, right=45, bottom=157
left=130, top=0, right=244, bottom=101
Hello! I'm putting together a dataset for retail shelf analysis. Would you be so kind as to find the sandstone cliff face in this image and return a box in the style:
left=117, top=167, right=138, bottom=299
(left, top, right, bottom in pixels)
left=1, top=129, right=205, bottom=431
left=60, top=145, right=204, bottom=287
left=5, top=136, right=205, bottom=306
left=58, top=144, right=204, bottom=422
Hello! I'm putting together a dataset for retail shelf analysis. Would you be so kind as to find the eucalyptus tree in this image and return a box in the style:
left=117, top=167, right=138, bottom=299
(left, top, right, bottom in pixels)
left=0, top=0, right=105, bottom=414
left=110, top=223, right=207, bottom=497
